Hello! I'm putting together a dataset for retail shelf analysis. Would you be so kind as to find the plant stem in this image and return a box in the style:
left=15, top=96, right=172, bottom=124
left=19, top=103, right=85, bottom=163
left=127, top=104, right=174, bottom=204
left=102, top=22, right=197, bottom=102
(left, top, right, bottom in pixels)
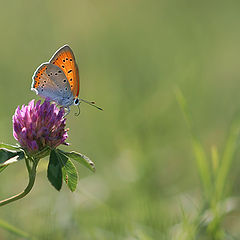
left=25, top=156, right=31, bottom=174
left=0, top=158, right=39, bottom=207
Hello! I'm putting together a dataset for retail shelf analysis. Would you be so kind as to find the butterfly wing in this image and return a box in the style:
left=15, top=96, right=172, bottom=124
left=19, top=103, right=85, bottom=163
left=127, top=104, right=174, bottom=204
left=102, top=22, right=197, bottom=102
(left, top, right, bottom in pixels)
left=31, top=63, right=74, bottom=107
left=49, top=45, right=80, bottom=98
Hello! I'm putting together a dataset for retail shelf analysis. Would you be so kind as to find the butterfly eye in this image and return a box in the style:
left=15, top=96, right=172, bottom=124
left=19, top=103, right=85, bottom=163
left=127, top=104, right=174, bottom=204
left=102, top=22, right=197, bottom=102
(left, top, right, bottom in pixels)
left=74, top=98, right=79, bottom=105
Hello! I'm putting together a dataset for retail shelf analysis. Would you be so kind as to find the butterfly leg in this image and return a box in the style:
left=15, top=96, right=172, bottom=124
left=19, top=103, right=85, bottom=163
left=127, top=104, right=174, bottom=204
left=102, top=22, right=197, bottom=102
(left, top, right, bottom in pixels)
left=64, top=107, right=70, bottom=117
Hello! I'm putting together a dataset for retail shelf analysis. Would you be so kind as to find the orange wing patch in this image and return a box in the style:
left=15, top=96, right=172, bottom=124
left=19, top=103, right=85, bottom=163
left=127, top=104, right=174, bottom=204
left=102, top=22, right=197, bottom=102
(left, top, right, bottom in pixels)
left=50, top=45, right=80, bottom=97
left=33, top=64, right=48, bottom=88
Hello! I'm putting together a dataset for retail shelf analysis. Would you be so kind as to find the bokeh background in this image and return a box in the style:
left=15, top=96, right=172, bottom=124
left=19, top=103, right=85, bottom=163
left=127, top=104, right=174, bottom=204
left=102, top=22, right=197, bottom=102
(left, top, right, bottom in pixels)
left=1, top=0, right=240, bottom=239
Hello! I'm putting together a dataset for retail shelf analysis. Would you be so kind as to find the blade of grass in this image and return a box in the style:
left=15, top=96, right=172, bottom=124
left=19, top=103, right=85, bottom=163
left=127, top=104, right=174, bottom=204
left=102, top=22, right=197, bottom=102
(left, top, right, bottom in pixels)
left=215, top=117, right=240, bottom=201
left=211, top=145, right=219, bottom=177
left=192, top=139, right=212, bottom=198
left=175, top=87, right=212, bottom=199
left=0, top=218, right=34, bottom=239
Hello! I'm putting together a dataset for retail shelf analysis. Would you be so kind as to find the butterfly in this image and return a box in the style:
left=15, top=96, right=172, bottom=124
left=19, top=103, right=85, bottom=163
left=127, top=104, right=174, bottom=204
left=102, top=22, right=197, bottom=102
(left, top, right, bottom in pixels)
left=31, top=44, right=102, bottom=115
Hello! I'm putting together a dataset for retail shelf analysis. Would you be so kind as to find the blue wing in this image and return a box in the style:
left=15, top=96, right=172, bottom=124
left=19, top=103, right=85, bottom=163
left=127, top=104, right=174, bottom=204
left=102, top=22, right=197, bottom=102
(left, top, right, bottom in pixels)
left=31, top=63, right=74, bottom=107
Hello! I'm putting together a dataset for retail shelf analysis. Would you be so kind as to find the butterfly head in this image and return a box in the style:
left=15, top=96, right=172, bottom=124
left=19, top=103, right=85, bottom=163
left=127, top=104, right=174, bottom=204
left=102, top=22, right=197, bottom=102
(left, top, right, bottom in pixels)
left=74, top=97, right=81, bottom=116
left=74, top=97, right=80, bottom=106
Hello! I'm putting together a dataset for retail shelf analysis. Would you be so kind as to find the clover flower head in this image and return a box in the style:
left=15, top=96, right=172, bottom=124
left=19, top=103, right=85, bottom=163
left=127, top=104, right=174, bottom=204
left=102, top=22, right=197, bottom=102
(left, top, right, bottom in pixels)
left=12, top=99, right=68, bottom=154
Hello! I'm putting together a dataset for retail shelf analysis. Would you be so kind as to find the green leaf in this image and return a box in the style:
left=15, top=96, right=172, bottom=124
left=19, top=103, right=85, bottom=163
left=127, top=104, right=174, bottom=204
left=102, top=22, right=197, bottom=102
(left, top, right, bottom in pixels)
left=57, top=150, right=78, bottom=192
left=0, top=149, right=25, bottom=167
left=59, top=150, right=96, bottom=172
left=0, top=143, right=20, bottom=151
left=47, top=150, right=62, bottom=191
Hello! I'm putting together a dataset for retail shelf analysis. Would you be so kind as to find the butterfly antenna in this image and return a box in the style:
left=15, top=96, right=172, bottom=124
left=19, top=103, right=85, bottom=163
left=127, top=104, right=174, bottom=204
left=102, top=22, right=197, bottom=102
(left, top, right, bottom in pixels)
left=80, top=98, right=103, bottom=111
left=75, top=104, right=81, bottom=116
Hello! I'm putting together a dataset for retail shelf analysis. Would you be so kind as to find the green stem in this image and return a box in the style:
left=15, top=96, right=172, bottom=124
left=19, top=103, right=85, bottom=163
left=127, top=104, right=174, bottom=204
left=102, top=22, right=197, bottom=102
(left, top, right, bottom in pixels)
left=25, top=156, right=31, bottom=174
left=0, top=158, right=39, bottom=207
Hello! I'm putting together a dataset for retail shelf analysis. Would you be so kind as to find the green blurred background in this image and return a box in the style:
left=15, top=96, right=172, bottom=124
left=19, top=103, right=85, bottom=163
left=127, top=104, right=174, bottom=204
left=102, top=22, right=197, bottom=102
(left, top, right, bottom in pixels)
left=1, top=0, right=240, bottom=239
